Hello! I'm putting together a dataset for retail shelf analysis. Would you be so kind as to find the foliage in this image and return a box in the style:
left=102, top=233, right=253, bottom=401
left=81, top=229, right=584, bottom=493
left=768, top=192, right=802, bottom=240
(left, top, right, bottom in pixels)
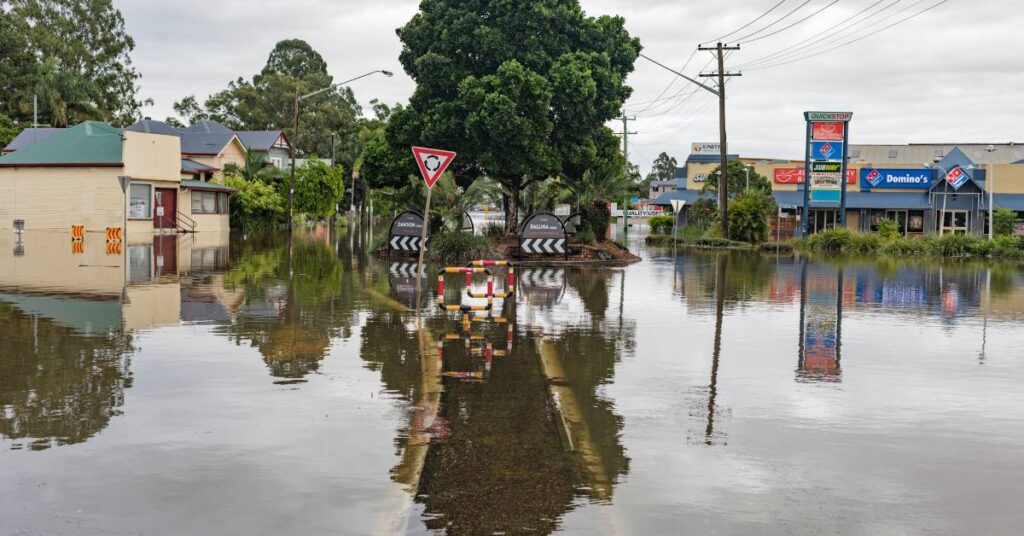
left=3, top=0, right=146, bottom=126
left=427, top=230, right=493, bottom=265
left=648, top=215, right=675, bottom=235
left=726, top=190, right=776, bottom=244
left=994, top=207, right=1019, bottom=237
left=690, top=198, right=718, bottom=229
left=876, top=218, right=901, bottom=240
left=576, top=226, right=597, bottom=244
left=178, top=39, right=361, bottom=161
left=798, top=229, right=1024, bottom=260
left=389, top=0, right=641, bottom=231
left=0, top=113, right=20, bottom=147
left=224, top=175, right=285, bottom=230
left=581, top=201, right=611, bottom=241
left=701, top=160, right=771, bottom=198
left=580, top=166, right=632, bottom=205
left=294, top=158, right=345, bottom=219
left=644, top=152, right=677, bottom=185
left=679, top=223, right=706, bottom=242
left=167, top=95, right=207, bottom=127
left=484, top=222, right=505, bottom=239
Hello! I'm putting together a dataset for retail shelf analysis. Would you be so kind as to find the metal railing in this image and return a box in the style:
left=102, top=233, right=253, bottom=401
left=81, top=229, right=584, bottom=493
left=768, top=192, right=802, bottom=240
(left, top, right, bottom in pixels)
left=176, top=210, right=196, bottom=233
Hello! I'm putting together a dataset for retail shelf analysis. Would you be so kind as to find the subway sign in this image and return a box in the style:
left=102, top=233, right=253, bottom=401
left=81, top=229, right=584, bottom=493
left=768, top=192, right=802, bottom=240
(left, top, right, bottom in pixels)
left=860, top=168, right=932, bottom=189
left=811, top=162, right=842, bottom=173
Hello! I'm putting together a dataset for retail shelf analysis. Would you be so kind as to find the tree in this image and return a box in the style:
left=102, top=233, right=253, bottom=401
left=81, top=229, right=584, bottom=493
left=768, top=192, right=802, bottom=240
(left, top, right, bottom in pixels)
left=702, top=160, right=771, bottom=198
left=199, top=40, right=361, bottom=160
left=727, top=190, right=777, bottom=243
left=295, top=158, right=344, bottom=219
left=993, top=207, right=1019, bottom=237
left=390, top=0, right=641, bottom=232
left=5, top=0, right=146, bottom=125
left=0, top=114, right=21, bottom=148
left=224, top=175, right=285, bottom=230
left=168, top=95, right=208, bottom=127
left=645, top=152, right=677, bottom=184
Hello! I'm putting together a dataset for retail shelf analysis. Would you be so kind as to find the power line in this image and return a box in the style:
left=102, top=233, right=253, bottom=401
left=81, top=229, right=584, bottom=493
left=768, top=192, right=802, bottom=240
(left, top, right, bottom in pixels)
left=733, top=0, right=907, bottom=70
left=731, top=0, right=813, bottom=43
left=626, top=49, right=698, bottom=114
left=701, top=0, right=789, bottom=44
left=745, top=0, right=949, bottom=71
left=738, top=0, right=840, bottom=44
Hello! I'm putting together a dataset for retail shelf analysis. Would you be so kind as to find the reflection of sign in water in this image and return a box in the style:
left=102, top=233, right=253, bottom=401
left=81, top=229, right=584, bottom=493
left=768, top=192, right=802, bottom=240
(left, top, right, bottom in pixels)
left=520, top=213, right=566, bottom=255
left=389, top=211, right=425, bottom=253
left=389, top=262, right=423, bottom=307
left=799, top=266, right=842, bottom=381
left=518, top=268, right=565, bottom=307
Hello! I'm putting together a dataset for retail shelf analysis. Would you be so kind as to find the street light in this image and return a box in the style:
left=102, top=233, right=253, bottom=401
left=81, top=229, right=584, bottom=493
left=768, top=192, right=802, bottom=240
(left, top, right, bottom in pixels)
left=744, top=164, right=752, bottom=192
left=288, top=69, right=394, bottom=228
left=985, top=144, right=996, bottom=240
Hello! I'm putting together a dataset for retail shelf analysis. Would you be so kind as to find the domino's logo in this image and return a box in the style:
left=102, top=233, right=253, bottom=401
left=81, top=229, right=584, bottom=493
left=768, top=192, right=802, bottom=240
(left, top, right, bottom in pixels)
left=866, top=169, right=882, bottom=187
left=819, top=143, right=833, bottom=159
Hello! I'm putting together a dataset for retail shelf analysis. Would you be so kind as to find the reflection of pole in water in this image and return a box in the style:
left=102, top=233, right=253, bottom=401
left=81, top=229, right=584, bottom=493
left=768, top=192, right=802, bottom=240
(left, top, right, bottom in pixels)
left=980, top=267, right=990, bottom=364
left=705, top=254, right=727, bottom=445
left=797, top=261, right=843, bottom=380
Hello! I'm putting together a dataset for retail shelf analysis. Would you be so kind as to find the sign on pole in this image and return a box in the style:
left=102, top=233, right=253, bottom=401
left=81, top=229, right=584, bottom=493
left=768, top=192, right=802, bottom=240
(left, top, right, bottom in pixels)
left=670, top=199, right=686, bottom=213
left=388, top=210, right=425, bottom=253
left=412, top=146, right=457, bottom=189
left=411, top=146, right=457, bottom=309
left=520, top=212, right=567, bottom=259
left=802, top=111, right=853, bottom=234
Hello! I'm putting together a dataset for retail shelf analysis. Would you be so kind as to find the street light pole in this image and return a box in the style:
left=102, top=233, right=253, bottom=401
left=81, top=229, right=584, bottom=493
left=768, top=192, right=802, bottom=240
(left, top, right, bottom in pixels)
left=986, top=144, right=996, bottom=240
left=287, top=69, right=394, bottom=229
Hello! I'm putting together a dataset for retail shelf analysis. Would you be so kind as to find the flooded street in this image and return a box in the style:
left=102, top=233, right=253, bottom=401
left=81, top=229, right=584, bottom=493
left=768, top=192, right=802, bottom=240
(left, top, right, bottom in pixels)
left=2, top=225, right=1023, bottom=535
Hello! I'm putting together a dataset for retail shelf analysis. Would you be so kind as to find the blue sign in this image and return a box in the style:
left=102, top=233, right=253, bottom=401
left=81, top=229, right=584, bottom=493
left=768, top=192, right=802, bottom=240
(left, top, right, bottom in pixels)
left=860, top=168, right=932, bottom=189
left=811, top=141, right=844, bottom=162
left=811, top=190, right=841, bottom=203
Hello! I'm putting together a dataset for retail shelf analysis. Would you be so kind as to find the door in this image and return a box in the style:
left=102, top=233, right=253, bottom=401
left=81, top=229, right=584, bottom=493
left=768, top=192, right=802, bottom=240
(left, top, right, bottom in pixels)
left=154, top=188, right=177, bottom=229
left=939, top=210, right=970, bottom=235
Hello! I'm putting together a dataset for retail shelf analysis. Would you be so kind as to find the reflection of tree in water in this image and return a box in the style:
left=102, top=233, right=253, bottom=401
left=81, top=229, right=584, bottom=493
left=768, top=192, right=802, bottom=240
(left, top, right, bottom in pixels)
left=218, top=235, right=360, bottom=381
left=679, top=250, right=776, bottom=310
left=566, top=268, right=613, bottom=319
left=417, top=339, right=579, bottom=535
left=0, top=302, right=134, bottom=450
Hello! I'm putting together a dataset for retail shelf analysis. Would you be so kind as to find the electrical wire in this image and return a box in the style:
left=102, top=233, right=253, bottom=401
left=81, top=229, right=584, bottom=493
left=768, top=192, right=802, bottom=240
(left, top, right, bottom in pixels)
left=733, top=0, right=907, bottom=70
left=743, top=0, right=950, bottom=71
left=625, top=49, right=698, bottom=114
left=730, top=0, right=814, bottom=43
left=738, top=0, right=840, bottom=44
left=701, top=0, right=790, bottom=44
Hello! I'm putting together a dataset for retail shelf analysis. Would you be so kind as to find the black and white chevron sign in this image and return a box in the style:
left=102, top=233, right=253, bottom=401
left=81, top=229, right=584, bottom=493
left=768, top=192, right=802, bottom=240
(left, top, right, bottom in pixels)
left=389, top=262, right=423, bottom=278
left=519, top=268, right=564, bottom=287
left=520, top=238, right=565, bottom=255
left=390, top=235, right=422, bottom=252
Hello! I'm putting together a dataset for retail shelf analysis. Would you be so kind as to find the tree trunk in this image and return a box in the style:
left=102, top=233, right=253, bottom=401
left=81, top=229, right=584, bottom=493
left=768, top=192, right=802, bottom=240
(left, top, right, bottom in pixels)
left=505, top=182, right=520, bottom=235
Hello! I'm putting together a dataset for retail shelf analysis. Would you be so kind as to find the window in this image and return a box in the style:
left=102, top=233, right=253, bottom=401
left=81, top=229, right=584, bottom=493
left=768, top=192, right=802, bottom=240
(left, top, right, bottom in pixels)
left=270, top=157, right=283, bottom=168
left=888, top=149, right=898, bottom=159
left=191, top=191, right=229, bottom=214
left=129, top=183, right=152, bottom=219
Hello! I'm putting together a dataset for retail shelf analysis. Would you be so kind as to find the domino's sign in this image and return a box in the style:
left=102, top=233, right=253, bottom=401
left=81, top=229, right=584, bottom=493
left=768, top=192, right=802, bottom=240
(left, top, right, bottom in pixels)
left=860, top=168, right=932, bottom=189
left=946, top=166, right=970, bottom=190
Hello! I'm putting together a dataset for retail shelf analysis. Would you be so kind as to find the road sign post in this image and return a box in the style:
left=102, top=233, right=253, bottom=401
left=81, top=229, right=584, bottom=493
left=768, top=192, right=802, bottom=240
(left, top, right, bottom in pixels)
left=411, top=146, right=457, bottom=308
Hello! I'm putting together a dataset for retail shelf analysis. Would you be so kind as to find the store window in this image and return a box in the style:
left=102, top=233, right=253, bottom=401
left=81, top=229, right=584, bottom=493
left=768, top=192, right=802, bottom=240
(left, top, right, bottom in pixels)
left=869, top=209, right=925, bottom=235
left=191, top=191, right=229, bottom=214
left=129, top=183, right=152, bottom=219
left=888, top=149, right=898, bottom=159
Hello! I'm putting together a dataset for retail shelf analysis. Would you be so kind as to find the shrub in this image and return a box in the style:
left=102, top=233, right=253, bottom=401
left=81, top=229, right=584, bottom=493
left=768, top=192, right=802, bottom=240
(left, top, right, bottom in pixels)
left=648, top=215, right=675, bottom=235
left=678, top=223, right=705, bottom=242
left=930, top=233, right=973, bottom=257
left=696, top=237, right=748, bottom=248
left=759, top=241, right=794, bottom=254
left=484, top=222, right=505, bottom=238
left=847, top=232, right=884, bottom=254
left=727, top=190, right=776, bottom=244
left=992, top=234, right=1022, bottom=258
left=805, top=228, right=854, bottom=253
left=881, top=236, right=928, bottom=256
left=427, top=230, right=492, bottom=265
left=994, top=207, right=1019, bottom=237
left=576, top=226, right=596, bottom=244
left=690, top=198, right=717, bottom=229
left=582, top=201, right=611, bottom=241
left=876, top=218, right=901, bottom=240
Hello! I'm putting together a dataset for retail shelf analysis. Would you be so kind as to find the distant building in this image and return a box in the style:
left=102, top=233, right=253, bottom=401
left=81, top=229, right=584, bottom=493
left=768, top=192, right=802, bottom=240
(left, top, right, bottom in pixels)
left=2, top=128, right=64, bottom=154
left=236, top=130, right=292, bottom=169
left=653, top=142, right=1024, bottom=238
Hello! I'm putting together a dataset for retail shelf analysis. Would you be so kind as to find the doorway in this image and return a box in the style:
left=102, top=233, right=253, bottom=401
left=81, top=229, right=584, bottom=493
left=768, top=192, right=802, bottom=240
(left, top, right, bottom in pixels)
left=154, top=188, right=178, bottom=230
left=809, top=209, right=839, bottom=234
left=939, top=210, right=970, bottom=235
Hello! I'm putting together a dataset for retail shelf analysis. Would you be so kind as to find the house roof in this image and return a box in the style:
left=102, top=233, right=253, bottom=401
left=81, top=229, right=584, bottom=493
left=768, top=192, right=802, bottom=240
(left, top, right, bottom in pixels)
left=2, top=127, right=65, bottom=153
left=126, top=118, right=181, bottom=136
left=180, top=179, right=235, bottom=193
left=181, top=158, right=219, bottom=173
left=185, top=120, right=234, bottom=134
left=180, top=132, right=237, bottom=155
left=686, top=153, right=740, bottom=164
left=0, top=122, right=123, bottom=167
left=236, top=130, right=286, bottom=151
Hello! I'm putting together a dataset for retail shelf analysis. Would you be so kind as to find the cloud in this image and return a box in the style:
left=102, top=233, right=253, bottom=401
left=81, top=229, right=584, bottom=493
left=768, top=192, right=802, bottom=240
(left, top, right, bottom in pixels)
left=119, top=0, right=1020, bottom=174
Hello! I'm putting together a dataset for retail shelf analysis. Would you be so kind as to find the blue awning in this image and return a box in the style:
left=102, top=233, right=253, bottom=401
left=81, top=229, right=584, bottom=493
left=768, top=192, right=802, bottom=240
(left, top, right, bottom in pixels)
left=651, top=189, right=715, bottom=206
left=995, top=194, right=1024, bottom=211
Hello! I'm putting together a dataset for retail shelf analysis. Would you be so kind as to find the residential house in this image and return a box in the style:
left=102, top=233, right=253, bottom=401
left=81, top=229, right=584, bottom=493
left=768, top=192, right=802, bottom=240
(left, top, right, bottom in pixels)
left=2, top=127, right=65, bottom=154
left=0, top=121, right=232, bottom=236
left=236, top=130, right=292, bottom=169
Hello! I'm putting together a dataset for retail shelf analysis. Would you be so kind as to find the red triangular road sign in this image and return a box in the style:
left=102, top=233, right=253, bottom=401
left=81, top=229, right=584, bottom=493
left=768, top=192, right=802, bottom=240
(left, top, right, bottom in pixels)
left=412, top=146, right=457, bottom=189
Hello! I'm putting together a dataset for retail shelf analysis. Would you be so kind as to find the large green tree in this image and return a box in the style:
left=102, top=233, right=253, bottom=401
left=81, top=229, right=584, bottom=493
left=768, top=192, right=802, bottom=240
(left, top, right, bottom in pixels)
left=295, top=158, right=345, bottom=219
left=702, top=160, right=771, bottom=198
left=199, top=39, right=361, bottom=160
left=2, top=0, right=145, bottom=126
left=645, top=152, right=678, bottom=184
left=389, top=0, right=641, bottom=231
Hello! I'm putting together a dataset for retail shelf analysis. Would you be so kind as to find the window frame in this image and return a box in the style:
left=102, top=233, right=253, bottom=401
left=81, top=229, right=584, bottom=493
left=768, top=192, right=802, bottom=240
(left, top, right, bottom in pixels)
left=129, top=183, right=153, bottom=220
left=191, top=190, right=229, bottom=215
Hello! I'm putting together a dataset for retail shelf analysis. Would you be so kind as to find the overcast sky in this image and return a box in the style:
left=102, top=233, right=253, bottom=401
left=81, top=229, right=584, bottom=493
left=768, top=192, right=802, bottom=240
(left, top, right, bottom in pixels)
left=119, top=0, right=1021, bottom=175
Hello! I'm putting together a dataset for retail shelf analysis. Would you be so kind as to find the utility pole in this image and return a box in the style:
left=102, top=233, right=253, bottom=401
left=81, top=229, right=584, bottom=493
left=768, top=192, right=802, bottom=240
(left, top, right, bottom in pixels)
left=615, top=112, right=637, bottom=241
left=697, top=43, right=740, bottom=238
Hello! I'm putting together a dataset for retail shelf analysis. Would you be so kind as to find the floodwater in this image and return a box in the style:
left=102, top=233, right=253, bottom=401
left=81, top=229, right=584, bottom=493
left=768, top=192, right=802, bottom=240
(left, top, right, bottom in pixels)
left=1, top=225, right=1023, bottom=535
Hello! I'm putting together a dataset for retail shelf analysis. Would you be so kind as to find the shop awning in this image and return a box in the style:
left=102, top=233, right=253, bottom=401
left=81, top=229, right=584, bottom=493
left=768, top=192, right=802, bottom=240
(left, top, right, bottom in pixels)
left=180, top=179, right=235, bottom=193
left=651, top=189, right=715, bottom=206
left=994, top=194, right=1024, bottom=211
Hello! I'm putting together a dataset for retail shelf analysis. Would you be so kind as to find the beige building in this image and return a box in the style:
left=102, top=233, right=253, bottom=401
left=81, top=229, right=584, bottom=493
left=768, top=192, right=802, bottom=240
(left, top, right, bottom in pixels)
left=0, top=122, right=232, bottom=239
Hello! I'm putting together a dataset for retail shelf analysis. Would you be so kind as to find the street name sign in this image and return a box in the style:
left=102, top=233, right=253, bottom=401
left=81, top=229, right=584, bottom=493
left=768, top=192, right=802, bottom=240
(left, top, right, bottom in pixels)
left=520, top=213, right=567, bottom=257
left=389, top=210, right=425, bottom=254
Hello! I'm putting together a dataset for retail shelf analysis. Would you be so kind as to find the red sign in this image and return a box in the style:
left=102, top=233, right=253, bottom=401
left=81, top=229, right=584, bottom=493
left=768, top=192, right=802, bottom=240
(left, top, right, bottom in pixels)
left=775, top=168, right=856, bottom=184
left=412, top=146, right=457, bottom=189
left=811, top=121, right=845, bottom=141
